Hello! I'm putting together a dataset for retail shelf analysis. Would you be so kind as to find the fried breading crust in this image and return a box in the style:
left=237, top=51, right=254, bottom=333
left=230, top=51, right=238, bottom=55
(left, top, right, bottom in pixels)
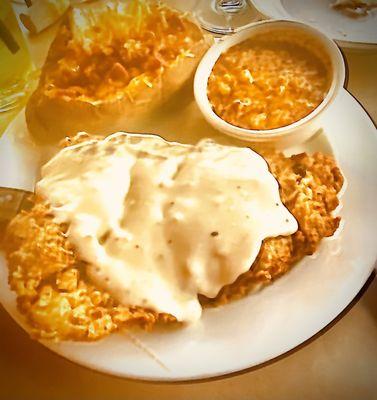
left=2, top=146, right=343, bottom=341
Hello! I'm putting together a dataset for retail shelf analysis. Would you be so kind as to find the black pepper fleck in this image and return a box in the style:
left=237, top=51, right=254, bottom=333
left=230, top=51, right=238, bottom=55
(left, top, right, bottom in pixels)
left=276, top=203, right=279, bottom=206
left=211, top=231, right=219, bottom=237
left=105, top=146, right=116, bottom=155
left=83, top=146, right=97, bottom=155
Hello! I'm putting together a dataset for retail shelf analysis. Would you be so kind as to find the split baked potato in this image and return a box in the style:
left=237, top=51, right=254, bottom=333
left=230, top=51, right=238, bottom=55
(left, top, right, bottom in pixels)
left=26, top=0, right=213, bottom=143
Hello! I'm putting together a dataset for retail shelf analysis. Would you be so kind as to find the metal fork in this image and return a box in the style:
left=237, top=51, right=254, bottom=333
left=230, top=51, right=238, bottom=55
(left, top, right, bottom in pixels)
left=0, top=96, right=23, bottom=113
left=0, top=188, right=33, bottom=229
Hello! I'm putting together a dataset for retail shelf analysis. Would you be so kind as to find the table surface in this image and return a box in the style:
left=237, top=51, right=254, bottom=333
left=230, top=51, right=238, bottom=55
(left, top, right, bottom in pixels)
left=0, top=6, right=376, bottom=400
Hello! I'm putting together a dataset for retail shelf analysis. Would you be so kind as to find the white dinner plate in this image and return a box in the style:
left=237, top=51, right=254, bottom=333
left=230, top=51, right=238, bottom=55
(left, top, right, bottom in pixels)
left=0, top=89, right=376, bottom=381
left=249, top=0, right=377, bottom=48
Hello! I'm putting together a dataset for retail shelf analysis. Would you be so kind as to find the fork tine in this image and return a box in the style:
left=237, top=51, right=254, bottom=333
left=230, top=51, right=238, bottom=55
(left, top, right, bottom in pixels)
left=0, top=101, right=19, bottom=112
left=0, top=95, right=23, bottom=112
left=0, top=105, right=18, bottom=113
left=0, top=98, right=17, bottom=107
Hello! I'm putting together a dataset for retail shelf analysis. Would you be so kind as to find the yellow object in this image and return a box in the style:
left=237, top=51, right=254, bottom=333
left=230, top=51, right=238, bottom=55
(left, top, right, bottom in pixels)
left=0, top=0, right=34, bottom=133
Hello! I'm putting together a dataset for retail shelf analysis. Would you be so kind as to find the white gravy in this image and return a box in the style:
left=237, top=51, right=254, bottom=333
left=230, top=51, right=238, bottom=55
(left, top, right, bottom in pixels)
left=37, top=133, right=298, bottom=323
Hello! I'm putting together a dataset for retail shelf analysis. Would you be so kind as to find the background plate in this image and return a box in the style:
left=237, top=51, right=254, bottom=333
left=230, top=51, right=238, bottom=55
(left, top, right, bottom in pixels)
left=250, top=0, right=377, bottom=48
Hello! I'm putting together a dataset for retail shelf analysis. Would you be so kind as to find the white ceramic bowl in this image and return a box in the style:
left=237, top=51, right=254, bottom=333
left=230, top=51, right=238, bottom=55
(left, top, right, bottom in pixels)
left=194, top=20, right=346, bottom=148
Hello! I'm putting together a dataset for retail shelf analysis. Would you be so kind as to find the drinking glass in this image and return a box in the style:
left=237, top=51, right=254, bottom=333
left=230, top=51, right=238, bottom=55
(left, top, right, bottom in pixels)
left=192, top=0, right=260, bottom=35
left=0, top=0, right=34, bottom=131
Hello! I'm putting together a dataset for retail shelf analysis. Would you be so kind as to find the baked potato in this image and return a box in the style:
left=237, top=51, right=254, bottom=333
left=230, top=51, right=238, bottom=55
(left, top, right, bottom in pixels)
left=26, top=0, right=213, bottom=143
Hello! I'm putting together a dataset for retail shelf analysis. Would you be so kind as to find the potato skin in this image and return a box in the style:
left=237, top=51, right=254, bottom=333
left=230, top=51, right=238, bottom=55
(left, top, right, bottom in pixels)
left=26, top=15, right=213, bottom=144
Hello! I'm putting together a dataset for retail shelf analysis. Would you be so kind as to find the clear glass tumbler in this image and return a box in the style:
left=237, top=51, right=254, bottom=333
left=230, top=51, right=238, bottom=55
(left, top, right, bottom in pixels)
left=0, top=0, right=34, bottom=125
left=193, top=0, right=260, bottom=35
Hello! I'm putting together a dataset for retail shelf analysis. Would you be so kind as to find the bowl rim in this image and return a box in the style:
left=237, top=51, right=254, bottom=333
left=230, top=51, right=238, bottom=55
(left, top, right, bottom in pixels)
left=194, top=19, right=346, bottom=142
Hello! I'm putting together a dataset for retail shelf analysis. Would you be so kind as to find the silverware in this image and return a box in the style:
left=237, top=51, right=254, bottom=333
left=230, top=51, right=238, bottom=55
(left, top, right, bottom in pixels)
left=0, top=188, right=33, bottom=226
